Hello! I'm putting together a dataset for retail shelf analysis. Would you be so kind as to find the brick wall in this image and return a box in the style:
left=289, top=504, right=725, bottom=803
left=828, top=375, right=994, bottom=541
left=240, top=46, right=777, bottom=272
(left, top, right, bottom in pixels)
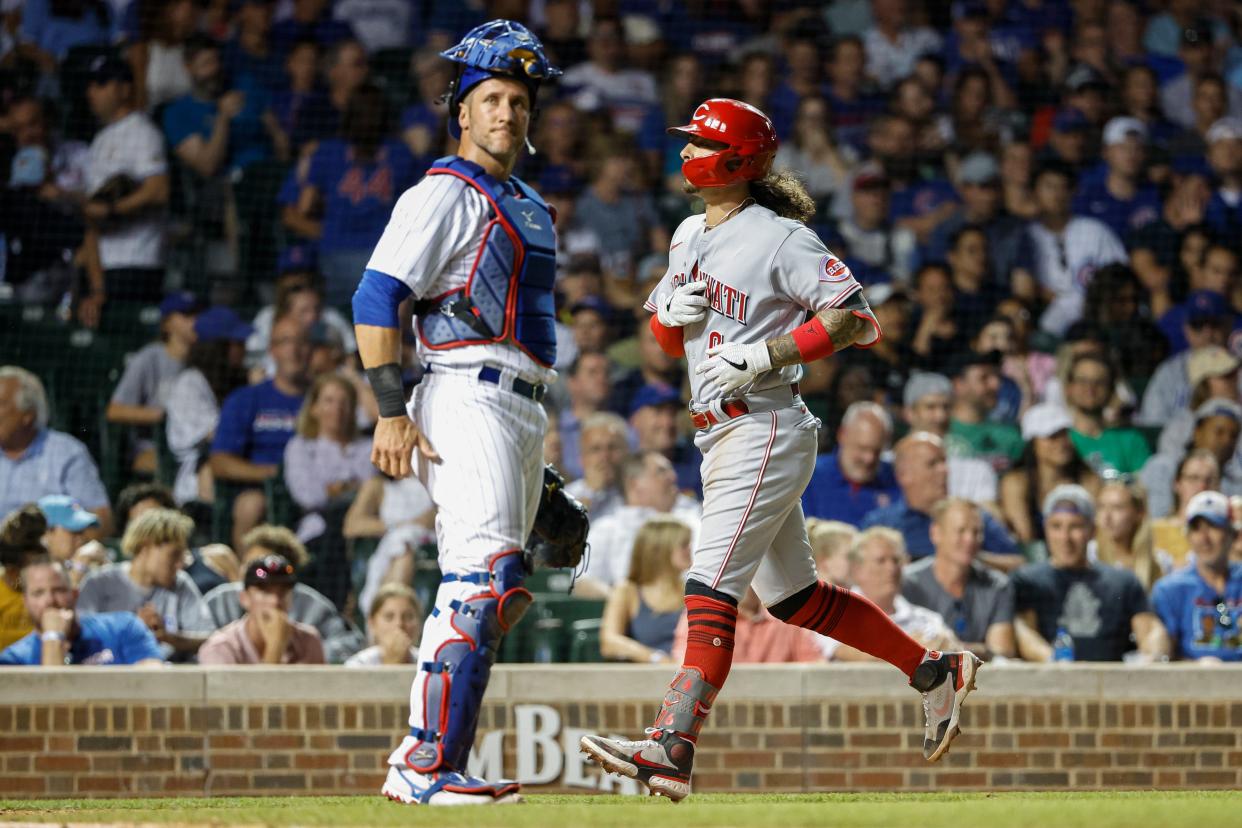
left=1, top=665, right=1239, bottom=798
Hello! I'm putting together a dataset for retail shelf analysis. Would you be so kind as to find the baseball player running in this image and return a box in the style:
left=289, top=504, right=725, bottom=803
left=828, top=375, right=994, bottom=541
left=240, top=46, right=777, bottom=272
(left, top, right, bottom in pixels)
left=352, top=20, right=561, bottom=806
left=579, top=99, right=981, bottom=801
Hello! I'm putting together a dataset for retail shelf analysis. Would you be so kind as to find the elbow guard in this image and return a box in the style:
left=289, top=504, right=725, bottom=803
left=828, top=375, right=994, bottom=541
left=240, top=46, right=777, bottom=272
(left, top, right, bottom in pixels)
left=649, top=314, right=686, bottom=358
left=352, top=269, right=413, bottom=329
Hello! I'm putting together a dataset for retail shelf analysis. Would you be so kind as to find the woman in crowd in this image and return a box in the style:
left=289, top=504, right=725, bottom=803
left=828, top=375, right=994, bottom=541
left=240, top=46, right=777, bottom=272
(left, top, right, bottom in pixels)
left=1092, top=479, right=1166, bottom=592
left=600, top=516, right=692, bottom=664
left=128, top=0, right=195, bottom=110
left=1001, top=406, right=1101, bottom=543
left=1151, top=449, right=1222, bottom=569
left=283, top=374, right=375, bottom=542
left=344, top=583, right=423, bottom=667
left=165, top=308, right=252, bottom=505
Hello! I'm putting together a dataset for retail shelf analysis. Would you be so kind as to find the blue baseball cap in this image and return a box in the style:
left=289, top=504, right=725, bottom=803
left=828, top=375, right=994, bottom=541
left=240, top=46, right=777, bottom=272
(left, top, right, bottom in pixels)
left=87, top=53, right=133, bottom=85
left=1186, top=290, right=1231, bottom=324
left=629, top=383, right=682, bottom=416
left=570, top=296, right=612, bottom=318
left=194, top=306, right=254, bottom=343
left=1052, top=107, right=1090, bottom=133
left=277, top=245, right=318, bottom=275
left=159, top=291, right=204, bottom=318
left=37, top=495, right=99, bottom=532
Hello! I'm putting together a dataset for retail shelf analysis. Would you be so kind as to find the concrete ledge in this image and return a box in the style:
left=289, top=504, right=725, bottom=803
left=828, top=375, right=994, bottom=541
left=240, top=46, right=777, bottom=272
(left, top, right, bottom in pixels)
left=1, top=663, right=1239, bottom=705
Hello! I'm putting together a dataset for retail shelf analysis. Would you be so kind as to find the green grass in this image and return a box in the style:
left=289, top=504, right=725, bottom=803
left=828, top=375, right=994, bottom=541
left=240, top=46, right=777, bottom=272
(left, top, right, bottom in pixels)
left=2, top=792, right=1240, bottom=828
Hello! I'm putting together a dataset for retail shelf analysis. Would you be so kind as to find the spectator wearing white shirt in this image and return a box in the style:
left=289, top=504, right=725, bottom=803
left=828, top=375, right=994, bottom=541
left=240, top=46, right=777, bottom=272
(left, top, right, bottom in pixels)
left=80, top=53, right=170, bottom=327
left=863, top=0, right=942, bottom=90
left=283, top=373, right=375, bottom=542
left=818, top=527, right=959, bottom=661
left=579, top=451, right=701, bottom=597
left=164, top=308, right=252, bottom=504
left=344, top=583, right=423, bottom=667
left=1021, top=160, right=1127, bottom=336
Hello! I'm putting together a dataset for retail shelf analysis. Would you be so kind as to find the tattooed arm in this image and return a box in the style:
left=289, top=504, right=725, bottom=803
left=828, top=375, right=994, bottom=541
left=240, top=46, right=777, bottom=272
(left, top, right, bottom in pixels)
left=767, top=307, right=868, bottom=368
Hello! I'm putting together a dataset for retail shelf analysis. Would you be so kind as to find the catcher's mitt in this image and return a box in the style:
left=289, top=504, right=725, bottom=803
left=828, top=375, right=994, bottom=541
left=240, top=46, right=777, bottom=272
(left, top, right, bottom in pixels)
left=524, top=464, right=589, bottom=572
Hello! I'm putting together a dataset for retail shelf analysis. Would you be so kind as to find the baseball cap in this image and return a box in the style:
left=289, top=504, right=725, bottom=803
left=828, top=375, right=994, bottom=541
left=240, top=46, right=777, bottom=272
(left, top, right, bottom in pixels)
left=1188, top=345, right=1241, bottom=389
left=37, top=495, right=100, bottom=532
left=903, top=372, right=952, bottom=408
left=194, top=306, right=254, bottom=343
left=1193, top=397, right=1242, bottom=425
left=1102, top=116, right=1147, bottom=147
left=1041, top=483, right=1095, bottom=523
left=1021, top=403, right=1073, bottom=441
left=1064, top=64, right=1107, bottom=94
left=277, top=244, right=318, bottom=275
left=159, top=291, right=204, bottom=318
left=244, top=554, right=297, bottom=589
left=853, top=163, right=889, bottom=191
left=1185, top=290, right=1231, bottom=324
left=946, top=349, right=1002, bottom=378
left=569, top=295, right=612, bottom=318
left=1206, top=117, right=1242, bottom=144
left=1052, top=107, right=1090, bottom=133
left=87, top=53, right=134, bottom=85
left=1186, top=490, right=1230, bottom=528
left=629, top=383, right=682, bottom=416
left=957, top=152, right=999, bottom=186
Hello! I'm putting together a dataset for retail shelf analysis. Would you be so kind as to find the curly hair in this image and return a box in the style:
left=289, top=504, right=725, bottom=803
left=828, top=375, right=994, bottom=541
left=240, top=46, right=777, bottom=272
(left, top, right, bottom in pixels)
left=750, top=170, right=817, bottom=224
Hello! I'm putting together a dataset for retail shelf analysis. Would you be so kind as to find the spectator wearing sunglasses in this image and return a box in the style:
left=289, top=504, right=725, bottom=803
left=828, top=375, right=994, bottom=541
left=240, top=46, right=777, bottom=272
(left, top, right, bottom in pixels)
left=1151, top=491, right=1242, bottom=661
left=198, top=553, right=324, bottom=665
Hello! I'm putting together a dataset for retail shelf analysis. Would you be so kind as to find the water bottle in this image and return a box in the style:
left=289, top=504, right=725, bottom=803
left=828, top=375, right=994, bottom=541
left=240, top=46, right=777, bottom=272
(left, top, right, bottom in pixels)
left=1052, top=627, right=1075, bottom=662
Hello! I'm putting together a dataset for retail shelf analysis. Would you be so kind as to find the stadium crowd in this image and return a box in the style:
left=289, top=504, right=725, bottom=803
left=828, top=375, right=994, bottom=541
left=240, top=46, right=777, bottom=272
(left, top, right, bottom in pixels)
left=2, top=0, right=1242, bottom=668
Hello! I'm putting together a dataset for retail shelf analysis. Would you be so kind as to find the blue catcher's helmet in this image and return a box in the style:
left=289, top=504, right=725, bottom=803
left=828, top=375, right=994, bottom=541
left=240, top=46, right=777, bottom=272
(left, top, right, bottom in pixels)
left=441, top=20, right=561, bottom=138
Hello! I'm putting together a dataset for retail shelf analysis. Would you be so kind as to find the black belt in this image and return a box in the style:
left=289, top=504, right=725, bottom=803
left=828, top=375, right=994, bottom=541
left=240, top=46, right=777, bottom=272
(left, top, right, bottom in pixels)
left=424, top=364, right=547, bottom=403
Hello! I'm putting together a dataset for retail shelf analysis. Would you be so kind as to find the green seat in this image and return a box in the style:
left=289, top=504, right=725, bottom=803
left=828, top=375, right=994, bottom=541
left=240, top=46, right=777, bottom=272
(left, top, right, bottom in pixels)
left=264, top=467, right=301, bottom=528
left=523, top=568, right=575, bottom=594
left=211, top=480, right=251, bottom=545
left=568, top=617, right=603, bottom=663
left=528, top=595, right=606, bottom=662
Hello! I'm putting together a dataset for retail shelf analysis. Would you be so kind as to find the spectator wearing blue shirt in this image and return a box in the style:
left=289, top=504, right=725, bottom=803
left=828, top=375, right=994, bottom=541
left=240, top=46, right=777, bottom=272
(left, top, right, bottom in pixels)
left=1072, top=117, right=1162, bottom=239
left=163, top=36, right=274, bottom=182
left=270, top=40, right=333, bottom=156
left=1151, top=491, right=1242, bottom=662
left=629, top=384, right=702, bottom=497
left=1204, top=118, right=1242, bottom=243
left=0, top=367, right=111, bottom=534
left=16, top=0, right=111, bottom=72
left=209, top=315, right=310, bottom=550
left=0, top=558, right=162, bottom=667
left=296, top=85, right=419, bottom=307
left=1158, top=247, right=1242, bottom=354
left=803, top=402, right=899, bottom=526
left=861, top=431, right=1020, bottom=568
left=223, top=0, right=286, bottom=96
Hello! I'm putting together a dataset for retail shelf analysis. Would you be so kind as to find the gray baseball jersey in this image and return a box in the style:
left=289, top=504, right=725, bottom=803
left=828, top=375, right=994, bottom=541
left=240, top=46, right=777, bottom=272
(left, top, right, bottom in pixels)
left=644, top=204, right=878, bottom=406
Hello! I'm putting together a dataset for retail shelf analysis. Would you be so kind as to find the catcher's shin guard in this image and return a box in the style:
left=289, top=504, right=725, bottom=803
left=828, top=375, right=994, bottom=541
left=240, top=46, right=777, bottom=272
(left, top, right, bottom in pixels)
left=402, top=550, right=532, bottom=773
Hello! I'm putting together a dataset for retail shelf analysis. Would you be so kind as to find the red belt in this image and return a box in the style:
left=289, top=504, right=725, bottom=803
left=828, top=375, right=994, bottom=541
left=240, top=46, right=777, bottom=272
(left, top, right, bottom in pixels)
left=689, top=383, right=800, bottom=430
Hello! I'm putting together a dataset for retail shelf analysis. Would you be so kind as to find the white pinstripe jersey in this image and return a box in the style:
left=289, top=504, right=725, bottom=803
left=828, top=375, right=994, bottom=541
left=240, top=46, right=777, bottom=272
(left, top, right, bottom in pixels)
left=367, top=172, right=556, bottom=384
left=644, top=204, right=878, bottom=405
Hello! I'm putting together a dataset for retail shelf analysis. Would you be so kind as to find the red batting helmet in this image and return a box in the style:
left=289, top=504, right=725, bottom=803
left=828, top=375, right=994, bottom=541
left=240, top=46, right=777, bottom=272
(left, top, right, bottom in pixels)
left=668, top=98, right=778, bottom=189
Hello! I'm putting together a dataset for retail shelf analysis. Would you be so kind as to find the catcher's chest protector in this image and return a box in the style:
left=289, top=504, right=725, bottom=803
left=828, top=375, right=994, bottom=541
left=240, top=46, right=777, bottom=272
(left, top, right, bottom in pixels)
left=416, top=156, right=558, bottom=366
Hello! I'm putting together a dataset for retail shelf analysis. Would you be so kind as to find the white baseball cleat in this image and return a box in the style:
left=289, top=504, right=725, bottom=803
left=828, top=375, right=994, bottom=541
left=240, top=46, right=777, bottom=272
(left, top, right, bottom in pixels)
left=911, top=650, right=981, bottom=762
left=380, top=765, right=522, bottom=806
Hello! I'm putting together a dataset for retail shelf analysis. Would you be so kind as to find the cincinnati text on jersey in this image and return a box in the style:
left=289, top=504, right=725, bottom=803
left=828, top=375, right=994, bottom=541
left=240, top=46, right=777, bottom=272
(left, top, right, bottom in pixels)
left=672, top=262, right=750, bottom=325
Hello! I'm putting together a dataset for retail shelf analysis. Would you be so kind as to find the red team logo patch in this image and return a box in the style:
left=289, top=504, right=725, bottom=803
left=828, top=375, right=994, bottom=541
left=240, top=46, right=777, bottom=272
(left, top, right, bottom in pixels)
left=820, top=255, right=850, bottom=282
